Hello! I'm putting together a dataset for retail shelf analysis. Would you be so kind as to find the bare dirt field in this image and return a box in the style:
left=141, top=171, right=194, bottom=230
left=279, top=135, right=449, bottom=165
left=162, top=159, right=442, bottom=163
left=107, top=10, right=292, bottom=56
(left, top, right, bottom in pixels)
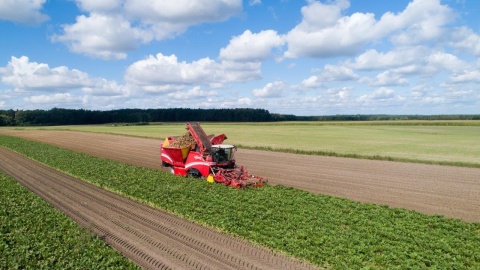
left=2, top=129, right=480, bottom=222
left=0, top=147, right=318, bottom=270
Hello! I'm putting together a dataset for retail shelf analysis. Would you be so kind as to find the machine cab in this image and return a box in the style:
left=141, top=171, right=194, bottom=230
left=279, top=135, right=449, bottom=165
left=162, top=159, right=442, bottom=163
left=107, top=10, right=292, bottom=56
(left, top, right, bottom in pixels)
left=211, top=144, right=236, bottom=165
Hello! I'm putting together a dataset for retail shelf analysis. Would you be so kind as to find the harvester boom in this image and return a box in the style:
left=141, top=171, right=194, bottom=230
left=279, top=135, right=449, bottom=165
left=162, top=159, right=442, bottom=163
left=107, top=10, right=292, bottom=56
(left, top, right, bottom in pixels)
left=187, top=122, right=212, bottom=154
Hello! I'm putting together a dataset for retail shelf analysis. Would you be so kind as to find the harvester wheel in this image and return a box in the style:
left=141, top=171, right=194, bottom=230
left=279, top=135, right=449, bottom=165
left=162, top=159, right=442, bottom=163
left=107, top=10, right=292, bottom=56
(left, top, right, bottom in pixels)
left=187, top=169, right=201, bottom=178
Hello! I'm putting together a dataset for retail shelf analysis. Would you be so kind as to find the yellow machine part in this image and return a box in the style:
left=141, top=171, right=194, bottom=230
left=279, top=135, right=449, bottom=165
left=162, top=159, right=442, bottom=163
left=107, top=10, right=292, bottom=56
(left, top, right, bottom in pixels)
left=207, top=174, right=215, bottom=183
left=180, top=147, right=190, bottom=159
left=163, top=137, right=170, bottom=147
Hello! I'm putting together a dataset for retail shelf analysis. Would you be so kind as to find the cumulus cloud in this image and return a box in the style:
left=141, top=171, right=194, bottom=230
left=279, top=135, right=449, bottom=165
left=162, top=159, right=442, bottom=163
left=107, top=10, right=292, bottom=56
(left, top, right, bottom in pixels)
left=0, top=56, right=126, bottom=96
left=75, top=0, right=121, bottom=12
left=52, top=13, right=152, bottom=60
left=167, top=86, right=217, bottom=100
left=252, top=80, right=286, bottom=98
left=358, top=88, right=400, bottom=106
left=349, top=48, right=427, bottom=71
left=219, top=30, right=284, bottom=61
left=284, top=0, right=455, bottom=58
left=369, top=71, right=409, bottom=87
left=0, top=56, right=90, bottom=92
left=24, top=93, right=87, bottom=105
left=449, top=27, right=480, bottom=56
left=449, top=70, right=480, bottom=84
left=54, top=0, right=242, bottom=59
left=0, top=0, right=49, bottom=25
left=125, top=53, right=261, bottom=90
left=301, top=64, right=359, bottom=88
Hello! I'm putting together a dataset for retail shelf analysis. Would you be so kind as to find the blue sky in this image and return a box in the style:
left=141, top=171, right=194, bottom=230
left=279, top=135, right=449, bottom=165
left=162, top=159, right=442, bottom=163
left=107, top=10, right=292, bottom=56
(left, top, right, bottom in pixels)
left=1, top=0, right=479, bottom=115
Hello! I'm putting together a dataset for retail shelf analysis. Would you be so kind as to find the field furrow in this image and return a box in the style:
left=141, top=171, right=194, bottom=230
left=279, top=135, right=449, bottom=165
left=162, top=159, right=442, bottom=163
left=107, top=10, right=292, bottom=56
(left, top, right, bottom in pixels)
left=0, top=147, right=318, bottom=270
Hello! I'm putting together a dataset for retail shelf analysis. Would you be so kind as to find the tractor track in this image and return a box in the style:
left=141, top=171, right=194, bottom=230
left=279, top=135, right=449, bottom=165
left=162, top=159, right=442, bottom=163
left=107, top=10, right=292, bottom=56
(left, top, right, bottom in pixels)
left=1, top=129, right=480, bottom=223
left=0, top=147, right=318, bottom=270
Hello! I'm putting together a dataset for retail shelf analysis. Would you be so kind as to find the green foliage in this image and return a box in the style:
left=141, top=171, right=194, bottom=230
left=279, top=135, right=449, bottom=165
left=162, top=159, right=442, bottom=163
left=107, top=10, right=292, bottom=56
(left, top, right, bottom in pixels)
left=0, top=173, right=139, bottom=269
left=1, top=135, right=480, bottom=269
left=1, top=108, right=273, bottom=126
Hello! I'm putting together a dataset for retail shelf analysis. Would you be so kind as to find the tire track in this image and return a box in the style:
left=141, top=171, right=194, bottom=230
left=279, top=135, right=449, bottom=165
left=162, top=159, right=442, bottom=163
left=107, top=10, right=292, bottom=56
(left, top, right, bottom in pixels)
left=0, top=147, right=319, bottom=270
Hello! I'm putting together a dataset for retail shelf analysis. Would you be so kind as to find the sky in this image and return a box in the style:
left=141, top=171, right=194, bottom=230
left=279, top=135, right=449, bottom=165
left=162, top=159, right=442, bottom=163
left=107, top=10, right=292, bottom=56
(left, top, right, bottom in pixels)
left=1, top=0, right=479, bottom=116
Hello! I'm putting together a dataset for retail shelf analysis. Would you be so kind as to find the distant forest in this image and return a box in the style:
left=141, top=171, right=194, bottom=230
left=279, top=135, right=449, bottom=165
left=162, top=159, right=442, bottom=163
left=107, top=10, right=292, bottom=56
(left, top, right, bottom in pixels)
left=1, top=108, right=480, bottom=126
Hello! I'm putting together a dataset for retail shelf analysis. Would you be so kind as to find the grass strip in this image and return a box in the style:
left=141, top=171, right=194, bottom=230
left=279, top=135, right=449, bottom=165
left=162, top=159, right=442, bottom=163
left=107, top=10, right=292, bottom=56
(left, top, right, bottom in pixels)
left=1, top=135, right=480, bottom=269
left=0, top=172, right=139, bottom=270
left=238, top=144, right=480, bottom=168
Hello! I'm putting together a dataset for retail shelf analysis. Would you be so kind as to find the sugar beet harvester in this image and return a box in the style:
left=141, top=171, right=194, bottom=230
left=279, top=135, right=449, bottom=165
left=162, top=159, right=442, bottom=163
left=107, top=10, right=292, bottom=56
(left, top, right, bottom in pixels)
left=160, top=122, right=267, bottom=188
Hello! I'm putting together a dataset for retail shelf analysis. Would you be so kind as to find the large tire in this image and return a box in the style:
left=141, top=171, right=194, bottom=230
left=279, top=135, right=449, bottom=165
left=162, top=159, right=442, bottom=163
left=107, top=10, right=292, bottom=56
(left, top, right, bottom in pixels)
left=187, top=169, right=201, bottom=178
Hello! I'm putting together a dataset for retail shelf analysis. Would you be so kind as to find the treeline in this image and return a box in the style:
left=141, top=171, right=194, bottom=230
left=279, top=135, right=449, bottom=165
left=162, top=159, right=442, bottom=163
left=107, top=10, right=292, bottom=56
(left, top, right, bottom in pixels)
left=1, top=108, right=480, bottom=126
left=0, top=108, right=273, bottom=126
left=272, top=113, right=480, bottom=121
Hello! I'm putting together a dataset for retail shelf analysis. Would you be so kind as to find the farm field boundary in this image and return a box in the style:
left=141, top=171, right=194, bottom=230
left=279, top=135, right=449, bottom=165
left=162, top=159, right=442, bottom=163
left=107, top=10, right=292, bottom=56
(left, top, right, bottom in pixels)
left=1, top=135, right=479, bottom=269
left=5, top=120, right=480, bottom=167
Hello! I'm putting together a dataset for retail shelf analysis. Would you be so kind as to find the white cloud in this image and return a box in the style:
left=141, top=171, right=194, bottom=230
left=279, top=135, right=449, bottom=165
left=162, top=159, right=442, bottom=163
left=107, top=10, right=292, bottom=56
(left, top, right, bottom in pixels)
left=125, top=53, right=261, bottom=88
left=0, top=0, right=49, bottom=25
left=220, top=97, right=255, bottom=108
left=301, top=75, right=323, bottom=89
left=219, top=30, right=284, bottom=61
left=167, top=86, right=218, bottom=100
left=52, top=13, right=152, bottom=60
left=449, top=27, right=480, bottom=56
left=75, top=0, right=121, bottom=12
left=0, top=56, right=126, bottom=97
left=54, top=0, right=242, bottom=59
left=123, top=0, right=241, bottom=26
left=449, top=70, right=480, bottom=84
left=349, top=48, right=427, bottom=71
left=82, top=79, right=128, bottom=96
left=386, top=0, right=455, bottom=46
left=249, top=0, right=261, bottom=6
left=426, top=51, right=466, bottom=73
left=252, top=80, right=286, bottom=98
left=358, top=87, right=401, bottom=107
left=0, top=56, right=90, bottom=92
left=369, top=71, right=409, bottom=87
left=24, top=93, right=87, bottom=105
left=301, top=64, right=358, bottom=88
left=284, top=0, right=376, bottom=58
left=284, top=0, right=455, bottom=58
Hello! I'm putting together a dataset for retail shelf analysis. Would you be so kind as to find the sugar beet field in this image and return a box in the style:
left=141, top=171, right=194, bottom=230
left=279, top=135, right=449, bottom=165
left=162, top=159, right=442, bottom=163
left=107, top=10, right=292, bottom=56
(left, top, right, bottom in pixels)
left=1, top=122, right=480, bottom=269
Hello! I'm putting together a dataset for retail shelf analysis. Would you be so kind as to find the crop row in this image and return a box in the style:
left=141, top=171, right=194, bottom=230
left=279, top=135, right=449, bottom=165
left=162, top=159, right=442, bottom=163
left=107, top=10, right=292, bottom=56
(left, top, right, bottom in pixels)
left=0, top=172, right=138, bottom=269
left=1, top=135, right=480, bottom=269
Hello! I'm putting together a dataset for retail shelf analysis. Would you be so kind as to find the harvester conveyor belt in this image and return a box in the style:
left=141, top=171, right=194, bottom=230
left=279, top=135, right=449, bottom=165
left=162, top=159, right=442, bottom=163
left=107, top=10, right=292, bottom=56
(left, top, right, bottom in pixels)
left=189, top=122, right=212, bottom=152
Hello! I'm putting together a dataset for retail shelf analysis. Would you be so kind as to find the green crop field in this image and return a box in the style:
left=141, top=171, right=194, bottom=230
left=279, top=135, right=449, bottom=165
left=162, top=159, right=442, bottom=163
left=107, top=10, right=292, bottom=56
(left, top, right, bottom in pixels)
left=0, top=172, right=138, bottom=269
left=9, top=120, right=480, bottom=167
left=1, top=135, right=479, bottom=269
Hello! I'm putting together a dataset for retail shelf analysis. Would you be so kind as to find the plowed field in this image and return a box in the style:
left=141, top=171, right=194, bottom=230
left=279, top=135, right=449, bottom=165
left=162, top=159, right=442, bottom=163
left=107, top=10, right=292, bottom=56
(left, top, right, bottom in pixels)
left=2, top=129, right=480, bottom=222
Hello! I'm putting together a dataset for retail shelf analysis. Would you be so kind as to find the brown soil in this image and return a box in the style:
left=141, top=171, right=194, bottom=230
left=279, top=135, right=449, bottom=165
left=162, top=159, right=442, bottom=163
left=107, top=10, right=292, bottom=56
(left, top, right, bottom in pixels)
left=0, top=147, right=318, bottom=270
left=2, top=129, right=480, bottom=223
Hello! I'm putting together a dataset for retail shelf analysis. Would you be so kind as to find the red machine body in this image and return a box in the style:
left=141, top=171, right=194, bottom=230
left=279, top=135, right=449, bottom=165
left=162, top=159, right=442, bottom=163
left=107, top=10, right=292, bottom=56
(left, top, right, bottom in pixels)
left=160, top=122, right=267, bottom=188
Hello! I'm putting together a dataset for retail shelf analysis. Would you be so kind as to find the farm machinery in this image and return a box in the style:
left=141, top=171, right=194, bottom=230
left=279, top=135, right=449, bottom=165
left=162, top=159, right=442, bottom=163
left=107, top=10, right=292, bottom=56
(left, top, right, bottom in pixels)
left=160, top=122, right=267, bottom=188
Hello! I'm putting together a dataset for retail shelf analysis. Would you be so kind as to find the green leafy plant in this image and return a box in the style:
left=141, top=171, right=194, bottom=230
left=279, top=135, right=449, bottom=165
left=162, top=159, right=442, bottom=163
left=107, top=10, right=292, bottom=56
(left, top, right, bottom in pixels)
left=0, top=173, right=139, bottom=269
left=1, top=135, right=480, bottom=269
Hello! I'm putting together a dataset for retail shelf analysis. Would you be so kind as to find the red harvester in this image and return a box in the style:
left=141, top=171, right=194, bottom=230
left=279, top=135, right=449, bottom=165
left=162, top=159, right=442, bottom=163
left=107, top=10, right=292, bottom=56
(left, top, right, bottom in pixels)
left=160, top=122, right=267, bottom=188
